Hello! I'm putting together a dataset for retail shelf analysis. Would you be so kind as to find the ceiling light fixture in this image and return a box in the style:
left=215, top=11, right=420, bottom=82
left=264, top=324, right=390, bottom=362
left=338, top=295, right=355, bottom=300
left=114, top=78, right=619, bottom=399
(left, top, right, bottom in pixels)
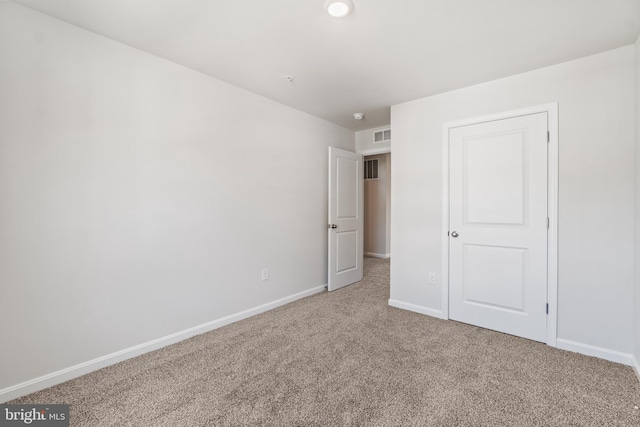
left=353, top=113, right=364, bottom=120
left=324, top=0, right=354, bottom=18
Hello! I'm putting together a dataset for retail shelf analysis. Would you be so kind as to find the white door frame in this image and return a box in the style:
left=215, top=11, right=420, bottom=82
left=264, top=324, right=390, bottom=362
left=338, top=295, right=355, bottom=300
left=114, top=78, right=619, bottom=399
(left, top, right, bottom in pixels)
left=440, top=103, right=559, bottom=347
left=358, top=147, right=391, bottom=156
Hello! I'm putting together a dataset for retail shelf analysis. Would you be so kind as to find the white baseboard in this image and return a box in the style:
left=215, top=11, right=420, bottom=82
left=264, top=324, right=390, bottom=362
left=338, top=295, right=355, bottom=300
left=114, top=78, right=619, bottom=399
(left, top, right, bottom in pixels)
left=632, top=356, right=640, bottom=383
left=388, top=299, right=446, bottom=319
left=0, top=285, right=326, bottom=403
left=556, top=338, right=634, bottom=367
left=364, top=252, right=391, bottom=259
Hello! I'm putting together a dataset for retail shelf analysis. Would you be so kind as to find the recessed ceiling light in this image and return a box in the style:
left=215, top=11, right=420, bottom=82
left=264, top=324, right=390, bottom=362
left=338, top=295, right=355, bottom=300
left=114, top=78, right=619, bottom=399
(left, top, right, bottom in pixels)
left=325, top=0, right=354, bottom=18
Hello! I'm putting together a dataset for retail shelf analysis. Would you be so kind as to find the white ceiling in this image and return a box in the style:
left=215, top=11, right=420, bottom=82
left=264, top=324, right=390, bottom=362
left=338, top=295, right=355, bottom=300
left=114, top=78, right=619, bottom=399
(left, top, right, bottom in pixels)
left=11, top=0, right=640, bottom=131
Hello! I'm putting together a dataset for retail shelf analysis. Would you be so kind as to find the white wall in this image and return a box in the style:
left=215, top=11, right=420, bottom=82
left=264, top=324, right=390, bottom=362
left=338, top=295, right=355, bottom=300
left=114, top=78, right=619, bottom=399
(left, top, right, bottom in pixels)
left=391, top=46, right=635, bottom=355
left=356, top=125, right=391, bottom=155
left=0, top=2, right=354, bottom=396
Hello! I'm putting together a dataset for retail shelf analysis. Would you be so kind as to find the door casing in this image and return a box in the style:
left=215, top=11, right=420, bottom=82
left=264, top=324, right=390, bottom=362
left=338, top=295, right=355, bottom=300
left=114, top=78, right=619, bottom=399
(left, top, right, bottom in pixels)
left=441, top=103, right=559, bottom=347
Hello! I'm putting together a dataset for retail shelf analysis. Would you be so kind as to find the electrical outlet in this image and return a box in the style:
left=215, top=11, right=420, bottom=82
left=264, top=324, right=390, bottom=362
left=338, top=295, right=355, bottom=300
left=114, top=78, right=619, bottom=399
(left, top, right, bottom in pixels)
left=261, top=268, right=269, bottom=281
left=428, top=272, right=436, bottom=285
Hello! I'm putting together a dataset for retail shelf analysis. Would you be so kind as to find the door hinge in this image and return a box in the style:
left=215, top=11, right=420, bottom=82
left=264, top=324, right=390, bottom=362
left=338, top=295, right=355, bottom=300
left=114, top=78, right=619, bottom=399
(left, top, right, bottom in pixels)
left=547, top=131, right=550, bottom=143
left=547, top=217, right=549, bottom=229
left=546, top=303, right=549, bottom=314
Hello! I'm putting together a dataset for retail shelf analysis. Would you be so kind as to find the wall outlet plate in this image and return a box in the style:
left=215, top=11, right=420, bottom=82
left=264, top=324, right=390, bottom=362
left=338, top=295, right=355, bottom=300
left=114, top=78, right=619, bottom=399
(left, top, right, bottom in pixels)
left=428, top=272, right=436, bottom=284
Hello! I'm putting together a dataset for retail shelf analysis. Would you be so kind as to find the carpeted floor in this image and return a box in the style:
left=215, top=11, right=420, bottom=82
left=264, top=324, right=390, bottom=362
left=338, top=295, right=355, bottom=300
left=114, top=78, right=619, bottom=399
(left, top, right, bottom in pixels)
left=12, top=257, right=640, bottom=426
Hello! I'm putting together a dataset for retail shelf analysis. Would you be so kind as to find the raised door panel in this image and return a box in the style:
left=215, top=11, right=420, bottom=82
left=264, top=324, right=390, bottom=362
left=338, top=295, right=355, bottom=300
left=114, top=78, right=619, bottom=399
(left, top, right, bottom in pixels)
left=464, top=130, right=527, bottom=226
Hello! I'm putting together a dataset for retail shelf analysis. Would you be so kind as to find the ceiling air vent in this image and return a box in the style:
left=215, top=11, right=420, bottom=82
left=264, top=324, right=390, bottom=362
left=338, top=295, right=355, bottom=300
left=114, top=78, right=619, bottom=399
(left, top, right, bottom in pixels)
left=373, top=129, right=391, bottom=143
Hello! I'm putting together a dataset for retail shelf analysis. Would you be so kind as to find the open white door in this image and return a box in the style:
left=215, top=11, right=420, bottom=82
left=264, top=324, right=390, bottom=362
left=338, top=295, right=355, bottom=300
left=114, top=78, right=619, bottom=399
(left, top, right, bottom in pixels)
left=328, top=147, right=363, bottom=291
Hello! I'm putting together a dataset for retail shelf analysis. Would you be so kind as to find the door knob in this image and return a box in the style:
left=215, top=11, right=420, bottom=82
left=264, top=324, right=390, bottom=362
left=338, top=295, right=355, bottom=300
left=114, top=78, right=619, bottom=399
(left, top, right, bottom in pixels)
left=451, top=231, right=459, bottom=238
left=331, top=224, right=338, bottom=229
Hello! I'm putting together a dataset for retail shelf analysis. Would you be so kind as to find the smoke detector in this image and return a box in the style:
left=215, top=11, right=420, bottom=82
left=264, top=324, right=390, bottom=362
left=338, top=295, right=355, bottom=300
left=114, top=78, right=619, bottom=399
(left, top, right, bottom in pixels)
left=353, top=113, right=364, bottom=120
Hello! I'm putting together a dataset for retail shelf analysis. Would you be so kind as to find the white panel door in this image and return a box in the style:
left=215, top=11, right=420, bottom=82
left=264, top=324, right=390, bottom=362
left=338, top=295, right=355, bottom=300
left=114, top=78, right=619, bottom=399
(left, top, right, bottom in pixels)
left=328, top=147, right=363, bottom=291
left=449, top=112, right=548, bottom=342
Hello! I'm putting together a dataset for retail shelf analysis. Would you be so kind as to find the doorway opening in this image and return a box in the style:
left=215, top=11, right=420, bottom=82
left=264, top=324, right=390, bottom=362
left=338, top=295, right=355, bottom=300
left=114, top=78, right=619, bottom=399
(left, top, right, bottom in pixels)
left=364, top=152, right=391, bottom=260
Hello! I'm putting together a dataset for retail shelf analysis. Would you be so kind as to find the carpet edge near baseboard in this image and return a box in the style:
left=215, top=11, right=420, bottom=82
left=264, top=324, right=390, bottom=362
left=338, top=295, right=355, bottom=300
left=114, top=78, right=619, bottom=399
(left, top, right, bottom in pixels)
left=388, top=298, right=446, bottom=319
left=0, top=284, right=326, bottom=403
left=551, top=338, right=634, bottom=367
left=632, top=355, right=640, bottom=383
left=387, top=300, right=639, bottom=384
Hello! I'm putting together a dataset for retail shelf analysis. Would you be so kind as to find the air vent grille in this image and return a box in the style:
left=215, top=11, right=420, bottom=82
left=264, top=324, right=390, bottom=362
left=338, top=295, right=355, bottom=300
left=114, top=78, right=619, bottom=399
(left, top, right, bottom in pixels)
left=364, top=159, right=379, bottom=180
left=373, top=129, right=391, bottom=143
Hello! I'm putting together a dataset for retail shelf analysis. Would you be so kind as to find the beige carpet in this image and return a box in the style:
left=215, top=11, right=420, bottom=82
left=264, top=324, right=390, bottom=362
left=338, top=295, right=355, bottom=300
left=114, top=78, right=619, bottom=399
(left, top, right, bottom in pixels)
left=12, top=257, right=640, bottom=426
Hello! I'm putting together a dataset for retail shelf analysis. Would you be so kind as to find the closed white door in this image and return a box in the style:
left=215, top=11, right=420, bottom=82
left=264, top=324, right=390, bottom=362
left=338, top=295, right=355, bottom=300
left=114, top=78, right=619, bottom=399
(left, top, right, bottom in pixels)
left=449, top=112, right=548, bottom=342
left=328, top=147, right=363, bottom=291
